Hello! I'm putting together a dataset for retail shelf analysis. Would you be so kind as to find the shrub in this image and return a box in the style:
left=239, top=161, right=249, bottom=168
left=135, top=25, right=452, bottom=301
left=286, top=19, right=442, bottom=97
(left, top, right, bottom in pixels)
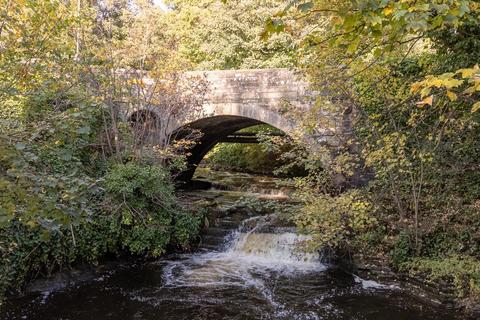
left=295, top=189, right=376, bottom=251
left=173, top=210, right=204, bottom=249
left=105, top=163, right=202, bottom=255
left=204, top=125, right=291, bottom=174
left=389, top=231, right=415, bottom=269
left=406, top=255, right=480, bottom=298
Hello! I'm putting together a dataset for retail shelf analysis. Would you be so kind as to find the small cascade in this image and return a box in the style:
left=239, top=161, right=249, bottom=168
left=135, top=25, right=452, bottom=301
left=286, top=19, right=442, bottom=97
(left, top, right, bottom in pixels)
left=224, top=215, right=319, bottom=267
left=161, top=216, right=325, bottom=289
left=228, top=232, right=319, bottom=265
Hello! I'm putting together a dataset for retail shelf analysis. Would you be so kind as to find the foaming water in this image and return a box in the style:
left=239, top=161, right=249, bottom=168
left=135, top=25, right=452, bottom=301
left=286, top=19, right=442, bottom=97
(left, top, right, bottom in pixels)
left=162, top=222, right=325, bottom=290
left=228, top=232, right=321, bottom=268
left=151, top=223, right=329, bottom=319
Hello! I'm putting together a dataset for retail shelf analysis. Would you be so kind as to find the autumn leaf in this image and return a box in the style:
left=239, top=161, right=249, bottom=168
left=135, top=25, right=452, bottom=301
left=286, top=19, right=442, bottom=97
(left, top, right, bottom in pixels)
left=416, top=95, right=433, bottom=107
left=472, top=101, right=480, bottom=113
left=457, top=67, right=476, bottom=78
left=383, top=7, right=393, bottom=16
left=446, top=91, right=458, bottom=101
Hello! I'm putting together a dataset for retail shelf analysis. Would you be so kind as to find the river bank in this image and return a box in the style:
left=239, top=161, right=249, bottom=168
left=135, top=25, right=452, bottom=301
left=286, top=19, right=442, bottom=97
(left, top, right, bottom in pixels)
left=345, top=254, right=480, bottom=316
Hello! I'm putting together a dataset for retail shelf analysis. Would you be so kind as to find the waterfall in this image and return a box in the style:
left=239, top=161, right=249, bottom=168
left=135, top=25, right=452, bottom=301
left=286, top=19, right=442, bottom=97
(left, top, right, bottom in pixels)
left=227, top=232, right=320, bottom=266
left=162, top=218, right=325, bottom=288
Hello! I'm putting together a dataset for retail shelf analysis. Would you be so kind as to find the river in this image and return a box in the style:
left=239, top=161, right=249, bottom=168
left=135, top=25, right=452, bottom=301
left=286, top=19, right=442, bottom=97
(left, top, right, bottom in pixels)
left=2, top=170, right=462, bottom=320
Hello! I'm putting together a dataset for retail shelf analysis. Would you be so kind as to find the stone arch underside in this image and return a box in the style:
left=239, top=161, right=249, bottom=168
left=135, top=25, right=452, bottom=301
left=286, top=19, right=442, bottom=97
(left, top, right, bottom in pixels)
left=171, top=114, right=291, bottom=182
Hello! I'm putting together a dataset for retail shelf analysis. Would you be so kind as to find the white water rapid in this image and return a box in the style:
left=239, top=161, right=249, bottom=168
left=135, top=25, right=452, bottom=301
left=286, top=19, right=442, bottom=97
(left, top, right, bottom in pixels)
left=161, top=219, right=326, bottom=289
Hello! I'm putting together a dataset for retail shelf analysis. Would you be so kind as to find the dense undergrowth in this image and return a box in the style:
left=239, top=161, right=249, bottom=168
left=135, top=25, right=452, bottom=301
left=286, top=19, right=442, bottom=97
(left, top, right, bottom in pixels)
left=0, top=0, right=210, bottom=305
left=0, top=94, right=202, bottom=303
left=276, top=18, right=480, bottom=305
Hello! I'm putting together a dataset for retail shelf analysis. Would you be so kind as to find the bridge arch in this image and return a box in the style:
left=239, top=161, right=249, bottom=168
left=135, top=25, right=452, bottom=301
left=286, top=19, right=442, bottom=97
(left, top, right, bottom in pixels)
left=171, top=112, right=294, bottom=182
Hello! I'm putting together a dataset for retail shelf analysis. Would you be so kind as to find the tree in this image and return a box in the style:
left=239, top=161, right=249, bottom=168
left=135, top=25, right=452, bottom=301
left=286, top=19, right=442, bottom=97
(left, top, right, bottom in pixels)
left=262, top=0, right=480, bottom=300
left=163, top=0, right=296, bottom=70
left=0, top=0, right=207, bottom=301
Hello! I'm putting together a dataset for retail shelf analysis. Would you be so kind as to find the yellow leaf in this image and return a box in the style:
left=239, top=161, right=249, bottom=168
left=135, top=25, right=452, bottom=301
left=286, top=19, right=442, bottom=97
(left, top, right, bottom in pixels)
left=431, top=79, right=444, bottom=87
left=446, top=91, right=457, bottom=101
left=383, top=7, right=393, bottom=16
left=472, top=101, right=480, bottom=113
left=417, top=95, right=433, bottom=107
left=443, top=78, right=463, bottom=89
left=457, top=68, right=476, bottom=78
left=411, top=81, right=423, bottom=93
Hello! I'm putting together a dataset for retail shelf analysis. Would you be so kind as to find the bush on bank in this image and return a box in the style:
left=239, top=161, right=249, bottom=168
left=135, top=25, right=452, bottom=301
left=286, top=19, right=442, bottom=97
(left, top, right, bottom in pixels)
left=104, top=163, right=202, bottom=256
left=0, top=162, right=202, bottom=302
left=0, top=94, right=202, bottom=304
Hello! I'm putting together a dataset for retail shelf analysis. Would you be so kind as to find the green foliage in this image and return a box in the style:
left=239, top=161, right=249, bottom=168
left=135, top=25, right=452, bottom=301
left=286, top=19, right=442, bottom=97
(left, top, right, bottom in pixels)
left=406, top=255, right=480, bottom=298
left=0, top=214, right=121, bottom=297
left=206, top=141, right=284, bottom=174
left=165, top=0, right=295, bottom=70
left=173, top=210, right=203, bottom=249
left=0, top=0, right=77, bottom=98
left=295, top=190, right=376, bottom=251
left=0, top=92, right=108, bottom=301
left=105, top=163, right=202, bottom=256
left=1, top=127, right=202, bottom=303
left=206, top=143, right=272, bottom=174
left=0, top=93, right=104, bottom=230
left=0, top=146, right=202, bottom=303
left=354, top=55, right=480, bottom=255
left=389, top=231, right=415, bottom=269
left=205, top=125, right=302, bottom=175
left=105, top=163, right=175, bottom=210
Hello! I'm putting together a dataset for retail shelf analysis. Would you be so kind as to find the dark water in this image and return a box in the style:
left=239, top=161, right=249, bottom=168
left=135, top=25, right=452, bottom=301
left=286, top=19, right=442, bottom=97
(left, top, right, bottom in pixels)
left=2, top=262, right=457, bottom=320
left=1, top=171, right=462, bottom=320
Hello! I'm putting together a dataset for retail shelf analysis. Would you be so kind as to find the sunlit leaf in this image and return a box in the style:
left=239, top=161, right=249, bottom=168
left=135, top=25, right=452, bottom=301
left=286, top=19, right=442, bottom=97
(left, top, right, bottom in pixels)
left=472, top=101, right=480, bottom=113
left=446, top=91, right=458, bottom=101
left=417, top=95, right=433, bottom=106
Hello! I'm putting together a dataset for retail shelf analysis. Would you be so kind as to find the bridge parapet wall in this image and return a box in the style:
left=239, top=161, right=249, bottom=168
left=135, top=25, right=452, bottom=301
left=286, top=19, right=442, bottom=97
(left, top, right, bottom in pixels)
left=185, top=68, right=310, bottom=112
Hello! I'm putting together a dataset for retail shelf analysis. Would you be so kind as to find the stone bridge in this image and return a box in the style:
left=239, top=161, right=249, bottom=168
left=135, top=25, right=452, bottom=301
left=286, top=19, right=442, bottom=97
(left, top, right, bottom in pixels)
left=126, top=68, right=343, bottom=182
